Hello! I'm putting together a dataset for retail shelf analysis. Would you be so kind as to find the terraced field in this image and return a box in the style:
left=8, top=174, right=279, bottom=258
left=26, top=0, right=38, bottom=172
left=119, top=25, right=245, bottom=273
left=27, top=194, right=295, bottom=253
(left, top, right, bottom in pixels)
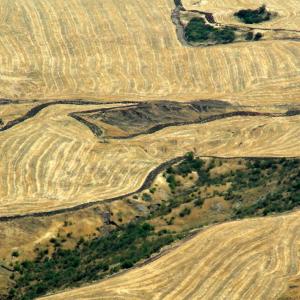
left=0, top=0, right=299, bottom=104
left=41, top=211, right=300, bottom=300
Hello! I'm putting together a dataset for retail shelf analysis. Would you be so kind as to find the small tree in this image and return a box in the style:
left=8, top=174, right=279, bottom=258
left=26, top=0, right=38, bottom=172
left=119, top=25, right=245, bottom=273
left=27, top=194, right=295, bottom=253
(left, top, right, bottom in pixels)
left=254, top=32, right=263, bottom=41
left=11, top=250, right=19, bottom=257
left=179, top=207, right=191, bottom=217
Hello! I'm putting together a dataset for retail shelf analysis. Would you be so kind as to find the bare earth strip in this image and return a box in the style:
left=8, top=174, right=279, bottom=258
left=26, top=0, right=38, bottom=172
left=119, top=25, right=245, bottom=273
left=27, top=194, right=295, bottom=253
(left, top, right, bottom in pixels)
left=0, top=102, right=299, bottom=217
left=0, top=0, right=299, bottom=104
left=41, top=210, right=300, bottom=300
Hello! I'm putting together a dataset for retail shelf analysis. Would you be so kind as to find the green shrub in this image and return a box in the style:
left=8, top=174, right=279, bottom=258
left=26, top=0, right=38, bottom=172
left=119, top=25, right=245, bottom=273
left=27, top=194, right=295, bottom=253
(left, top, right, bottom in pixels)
left=245, top=32, right=254, bottom=41
left=254, top=32, right=263, bottom=41
left=184, top=18, right=235, bottom=44
left=158, top=229, right=170, bottom=236
left=215, top=27, right=235, bottom=43
left=142, top=193, right=152, bottom=201
left=12, top=251, right=19, bottom=257
left=179, top=207, right=191, bottom=218
left=234, top=5, right=271, bottom=24
left=166, top=174, right=177, bottom=190
left=166, top=216, right=175, bottom=225
left=194, top=198, right=204, bottom=207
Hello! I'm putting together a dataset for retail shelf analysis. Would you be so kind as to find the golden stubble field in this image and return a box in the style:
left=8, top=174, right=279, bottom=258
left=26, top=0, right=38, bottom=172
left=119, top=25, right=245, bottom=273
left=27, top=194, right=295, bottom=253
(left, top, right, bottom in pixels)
left=0, top=0, right=299, bottom=298
left=182, top=0, right=300, bottom=30
left=0, top=0, right=299, bottom=104
left=41, top=211, right=300, bottom=300
left=0, top=0, right=299, bottom=217
left=0, top=102, right=299, bottom=217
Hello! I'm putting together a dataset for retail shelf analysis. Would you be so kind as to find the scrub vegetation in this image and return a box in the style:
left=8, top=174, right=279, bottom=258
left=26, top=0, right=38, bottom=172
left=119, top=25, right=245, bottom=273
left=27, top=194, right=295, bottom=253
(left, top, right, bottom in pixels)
left=5, top=154, right=300, bottom=299
left=234, top=5, right=272, bottom=24
left=184, top=18, right=235, bottom=44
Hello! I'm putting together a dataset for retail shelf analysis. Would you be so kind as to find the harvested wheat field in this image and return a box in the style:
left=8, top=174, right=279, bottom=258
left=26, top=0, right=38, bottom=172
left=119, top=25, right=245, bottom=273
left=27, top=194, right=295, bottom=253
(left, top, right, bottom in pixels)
left=0, top=0, right=298, bottom=104
left=0, top=0, right=300, bottom=298
left=0, top=0, right=299, bottom=218
left=182, top=0, right=300, bottom=30
left=41, top=211, right=300, bottom=300
left=0, top=102, right=299, bottom=217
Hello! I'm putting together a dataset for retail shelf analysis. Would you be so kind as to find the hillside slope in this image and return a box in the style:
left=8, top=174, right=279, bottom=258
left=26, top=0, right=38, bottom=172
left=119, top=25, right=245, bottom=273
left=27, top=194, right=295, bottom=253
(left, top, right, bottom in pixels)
left=0, top=109, right=299, bottom=217
left=41, top=211, right=300, bottom=300
left=0, top=0, right=299, bottom=103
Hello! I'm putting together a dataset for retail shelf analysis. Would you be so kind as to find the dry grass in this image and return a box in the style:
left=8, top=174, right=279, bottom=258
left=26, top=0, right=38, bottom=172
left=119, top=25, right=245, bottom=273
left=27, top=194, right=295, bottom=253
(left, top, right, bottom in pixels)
left=0, top=102, right=299, bottom=217
left=183, top=0, right=300, bottom=30
left=0, top=0, right=299, bottom=217
left=0, top=210, right=104, bottom=262
left=0, top=0, right=298, bottom=104
left=0, top=0, right=299, bottom=297
left=0, top=268, right=12, bottom=296
left=279, top=276, right=300, bottom=300
left=41, top=210, right=300, bottom=300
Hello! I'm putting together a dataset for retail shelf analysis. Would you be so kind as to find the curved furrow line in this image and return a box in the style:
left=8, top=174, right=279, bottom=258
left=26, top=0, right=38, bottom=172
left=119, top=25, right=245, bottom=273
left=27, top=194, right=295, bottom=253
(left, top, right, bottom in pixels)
left=221, top=221, right=287, bottom=299
left=0, top=133, right=26, bottom=198
left=26, top=134, right=60, bottom=197
left=42, top=137, right=72, bottom=198
left=35, top=134, right=64, bottom=197
left=223, top=256, right=264, bottom=300
left=40, top=212, right=300, bottom=300
left=0, top=100, right=138, bottom=134
left=221, top=218, right=299, bottom=299
left=248, top=224, right=299, bottom=299
left=66, top=142, right=98, bottom=198
left=21, top=131, right=52, bottom=198
left=0, top=0, right=299, bottom=102
left=55, top=141, right=86, bottom=198
left=8, top=130, right=43, bottom=199
left=166, top=223, right=277, bottom=299
left=199, top=242, right=272, bottom=299
left=0, top=155, right=184, bottom=221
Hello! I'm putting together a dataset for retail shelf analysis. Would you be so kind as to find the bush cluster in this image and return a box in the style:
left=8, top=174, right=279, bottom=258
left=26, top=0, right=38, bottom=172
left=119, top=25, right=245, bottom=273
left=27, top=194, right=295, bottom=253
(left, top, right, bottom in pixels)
left=234, top=159, right=300, bottom=218
left=7, top=156, right=299, bottom=300
left=234, top=5, right=271, bottom=24
left=8, top=222, right=177, bottom=299
left=184, top=18, right=235, bottom=44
